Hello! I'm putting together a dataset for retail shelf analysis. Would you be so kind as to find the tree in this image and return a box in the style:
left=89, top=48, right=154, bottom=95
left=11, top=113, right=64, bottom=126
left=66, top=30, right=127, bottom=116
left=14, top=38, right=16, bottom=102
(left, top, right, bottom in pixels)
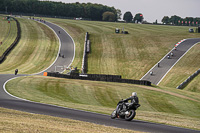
left=155, top=19, right=158, bottom=24
left=0, top=0, right=118, bottom=21
left=102, top=11, right=115, bottom=22
left=123, top=11, right=133, bottom=22
left=162, top=16, right=169, bottom=24
left=116, top=9, right=122, bottom=20
left=169, top=15, right=181, bottom=25
left=133, top=13, right=144, bottom=23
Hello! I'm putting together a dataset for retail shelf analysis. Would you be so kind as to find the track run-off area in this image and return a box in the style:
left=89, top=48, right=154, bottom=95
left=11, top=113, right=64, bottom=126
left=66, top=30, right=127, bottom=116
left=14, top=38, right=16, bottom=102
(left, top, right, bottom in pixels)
left=0, top=17, right=200, bottom=133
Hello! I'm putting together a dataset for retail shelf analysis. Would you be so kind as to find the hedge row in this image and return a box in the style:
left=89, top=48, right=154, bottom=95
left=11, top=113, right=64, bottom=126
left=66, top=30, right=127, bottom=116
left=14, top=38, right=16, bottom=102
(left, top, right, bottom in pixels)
left=47, top=72, right=151, bottom=86
left=0, top=17, right=21, bottom=63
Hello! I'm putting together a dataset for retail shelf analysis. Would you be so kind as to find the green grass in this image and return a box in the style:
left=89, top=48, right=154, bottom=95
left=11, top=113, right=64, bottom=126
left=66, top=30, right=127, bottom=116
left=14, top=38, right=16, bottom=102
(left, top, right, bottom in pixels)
left=0, top=107, right=139, bottom=133
left=184, top=74, right=200, bottom=92
left=45, top=18, right=200, bottom=91
left=0, top=18, right=59, bottom=74
left=0, top=16, right=17, bottom=56
left=45, top=18, right=200, bottom=80
left=2, top=17, right=200, bottom=131
left=6, top=76, right=200, bottom=130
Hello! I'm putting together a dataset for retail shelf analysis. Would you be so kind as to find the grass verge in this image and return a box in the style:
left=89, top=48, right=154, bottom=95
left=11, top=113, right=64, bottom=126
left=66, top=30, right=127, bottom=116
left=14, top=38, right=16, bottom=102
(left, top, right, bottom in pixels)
left=0, top=107, right=139, bottom=133
left=6, top=76, right=200, bottom=130
left=0, top=16, right=17, bottom=56
left=0, top=18, right=59, bottom=74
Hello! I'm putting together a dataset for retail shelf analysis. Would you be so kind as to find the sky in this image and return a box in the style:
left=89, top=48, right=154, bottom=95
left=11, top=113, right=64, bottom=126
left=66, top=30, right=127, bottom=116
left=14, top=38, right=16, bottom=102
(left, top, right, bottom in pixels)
left=50, top=0, right=200, bottom=22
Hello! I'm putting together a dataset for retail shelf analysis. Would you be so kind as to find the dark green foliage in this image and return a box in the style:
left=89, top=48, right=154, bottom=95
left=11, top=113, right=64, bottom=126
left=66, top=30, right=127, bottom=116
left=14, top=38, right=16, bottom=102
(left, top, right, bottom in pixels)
left=123, top=11, right=133, bottom=22
left=133, top=13, right=144, bottom=23
left=169, top=15, right=181, bottom=25
left=162, top=16, right=170, bottom=24
left=0, top=0, right=119, bottom=21
left=162, top=15, right=200, bottom=26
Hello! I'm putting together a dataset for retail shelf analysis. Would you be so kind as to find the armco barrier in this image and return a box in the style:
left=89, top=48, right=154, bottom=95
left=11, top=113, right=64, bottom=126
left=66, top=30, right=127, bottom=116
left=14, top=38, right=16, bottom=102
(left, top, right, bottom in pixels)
left=0, top=17, right=21, bottom=63
left=177, top=68, right=200, bottom=89
left=47, top=72, right=151, bottom=86
left=81, top=32, right=89, bottom=74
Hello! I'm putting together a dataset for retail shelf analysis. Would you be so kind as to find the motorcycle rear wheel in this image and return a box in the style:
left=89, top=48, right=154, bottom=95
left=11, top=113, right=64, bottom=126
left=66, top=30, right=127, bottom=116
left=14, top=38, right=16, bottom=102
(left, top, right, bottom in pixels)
left=125, top=110, right=136, bottom=121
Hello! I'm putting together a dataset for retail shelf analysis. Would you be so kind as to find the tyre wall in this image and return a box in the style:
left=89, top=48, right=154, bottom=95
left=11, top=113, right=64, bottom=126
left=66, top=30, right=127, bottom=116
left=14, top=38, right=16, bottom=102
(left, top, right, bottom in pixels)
left=47, top=72, right=151, bottom=86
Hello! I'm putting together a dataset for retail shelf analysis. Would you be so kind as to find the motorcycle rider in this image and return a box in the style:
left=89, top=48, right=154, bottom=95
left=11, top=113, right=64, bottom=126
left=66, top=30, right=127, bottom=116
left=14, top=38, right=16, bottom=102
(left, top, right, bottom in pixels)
left=116, top=92, right=140, bottom=116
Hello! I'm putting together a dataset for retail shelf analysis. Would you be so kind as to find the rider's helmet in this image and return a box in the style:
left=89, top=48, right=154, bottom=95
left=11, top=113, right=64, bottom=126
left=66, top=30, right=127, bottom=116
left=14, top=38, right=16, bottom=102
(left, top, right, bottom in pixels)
left=132, top=92, right=137, bottom=97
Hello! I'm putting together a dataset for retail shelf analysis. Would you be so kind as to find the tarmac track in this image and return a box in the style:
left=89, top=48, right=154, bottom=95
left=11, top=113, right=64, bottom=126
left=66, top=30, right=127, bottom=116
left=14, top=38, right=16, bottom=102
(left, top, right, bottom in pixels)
left=141, top=38, right=200, bottom=85
left=0, top=18, right=199, bottom=133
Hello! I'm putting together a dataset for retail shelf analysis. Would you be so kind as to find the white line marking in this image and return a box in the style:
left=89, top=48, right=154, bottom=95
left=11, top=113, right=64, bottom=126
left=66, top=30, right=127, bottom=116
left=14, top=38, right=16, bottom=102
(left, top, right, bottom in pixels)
left=47, top=21, right=76, bottom=73
left=156, top=41, right=200, bottom=85
left=3, top=18, right=105, bottom=117
left=140, top=39, right=186, bottom=80
left=31, top=20, right=75, bottom=75
left=30, top=20, right=61, bottom=75
left=3, top=76, right=108, bottom=117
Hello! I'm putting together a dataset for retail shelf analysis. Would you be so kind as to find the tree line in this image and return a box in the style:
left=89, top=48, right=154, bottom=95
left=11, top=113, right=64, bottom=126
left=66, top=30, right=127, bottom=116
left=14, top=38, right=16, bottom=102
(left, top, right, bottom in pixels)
left=162, top=15, right=200, bottom=26
left=123, top=11, right=144, bottom=23
left=0, top=0, right=120, bottom=21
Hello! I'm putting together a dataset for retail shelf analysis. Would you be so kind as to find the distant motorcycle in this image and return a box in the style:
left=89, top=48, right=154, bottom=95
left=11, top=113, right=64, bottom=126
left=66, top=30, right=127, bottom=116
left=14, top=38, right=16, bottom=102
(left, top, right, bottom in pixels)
left=111, top=100, right=140, bottom=121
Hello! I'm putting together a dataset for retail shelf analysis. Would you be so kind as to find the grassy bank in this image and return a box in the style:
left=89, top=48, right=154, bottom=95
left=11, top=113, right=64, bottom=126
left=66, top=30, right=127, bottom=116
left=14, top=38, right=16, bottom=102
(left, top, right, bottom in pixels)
left=0, top=16, right=17, bottom=56
left=45, top=18, right=199, bottom=80
left=0, top=18, right=59, bottom=74
left=184, top=74, right=200, bottom=92
left=0, top=107, right=139, bottom=133
left=6, top=76, right=200, bottom=130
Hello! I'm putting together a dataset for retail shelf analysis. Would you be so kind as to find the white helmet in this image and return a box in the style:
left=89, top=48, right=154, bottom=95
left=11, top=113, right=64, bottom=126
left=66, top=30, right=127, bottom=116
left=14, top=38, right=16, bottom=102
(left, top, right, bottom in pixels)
left=132, top=92, right=137, bottom=97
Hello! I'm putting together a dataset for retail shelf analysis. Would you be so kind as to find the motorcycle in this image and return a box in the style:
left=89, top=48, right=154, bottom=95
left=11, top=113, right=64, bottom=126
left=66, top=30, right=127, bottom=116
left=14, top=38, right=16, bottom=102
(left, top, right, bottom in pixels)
left=111, top=100, right=140, bottom=121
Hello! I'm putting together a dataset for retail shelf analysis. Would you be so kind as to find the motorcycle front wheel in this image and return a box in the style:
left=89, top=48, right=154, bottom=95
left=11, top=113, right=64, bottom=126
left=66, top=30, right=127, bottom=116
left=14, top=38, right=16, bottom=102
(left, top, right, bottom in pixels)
left=111, top=110, right=117, bottom=119
left=125, top=110, right=136, bottom=121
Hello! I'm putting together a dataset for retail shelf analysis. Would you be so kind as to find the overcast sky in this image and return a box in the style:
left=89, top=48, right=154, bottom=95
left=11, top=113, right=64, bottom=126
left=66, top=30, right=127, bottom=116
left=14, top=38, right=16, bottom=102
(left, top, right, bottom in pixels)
left=50, top=0, right=200, bottom=22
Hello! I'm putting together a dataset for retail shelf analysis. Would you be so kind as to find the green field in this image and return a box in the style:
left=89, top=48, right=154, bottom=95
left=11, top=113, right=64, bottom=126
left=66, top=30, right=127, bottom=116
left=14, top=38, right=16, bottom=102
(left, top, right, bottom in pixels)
left=6, top=76, right=200, bottom=130
left=45, top=18, right=200, bottom=80
left=0, top=18, right=59, bottom=74
left=2, top=17, right=200, bottom=132
left=0, top=16, right=17, bottom=57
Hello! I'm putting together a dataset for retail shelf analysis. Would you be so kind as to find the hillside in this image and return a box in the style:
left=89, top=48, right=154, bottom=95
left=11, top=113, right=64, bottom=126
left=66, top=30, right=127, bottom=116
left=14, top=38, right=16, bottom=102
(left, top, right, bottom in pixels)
left=0, top=18, right=59, bottom=74
left=2, top=17, right=200, bottom=131
left=45, top=18, right=200, bottom=87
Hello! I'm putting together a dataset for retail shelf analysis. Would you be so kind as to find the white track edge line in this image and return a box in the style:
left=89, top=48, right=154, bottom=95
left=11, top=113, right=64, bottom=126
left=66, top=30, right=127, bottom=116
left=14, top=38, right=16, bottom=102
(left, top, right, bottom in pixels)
left=30, top=20, right=61, bottom=75
left=47, top=21, right=76, bottom=73
left=3, top=76, right=109, bottom=117
left=3, top=18, right=105, bottom=117
left=156, top=41, right=200, bottom=85
left=140, top=39, right=186, bottom=80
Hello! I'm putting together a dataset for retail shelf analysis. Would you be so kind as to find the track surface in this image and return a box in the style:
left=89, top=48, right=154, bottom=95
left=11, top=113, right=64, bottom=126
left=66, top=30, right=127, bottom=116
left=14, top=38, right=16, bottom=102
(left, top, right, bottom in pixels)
left=141, top=38, right=200, bottom=85
left=0, top=19, right=199, bottom=133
